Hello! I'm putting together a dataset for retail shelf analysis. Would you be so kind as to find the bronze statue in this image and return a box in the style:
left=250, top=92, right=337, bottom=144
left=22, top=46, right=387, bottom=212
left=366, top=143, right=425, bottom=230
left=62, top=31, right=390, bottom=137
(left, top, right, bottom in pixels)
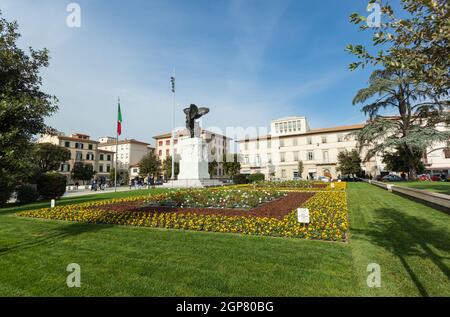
left=183, top=104, right=209, bottom=138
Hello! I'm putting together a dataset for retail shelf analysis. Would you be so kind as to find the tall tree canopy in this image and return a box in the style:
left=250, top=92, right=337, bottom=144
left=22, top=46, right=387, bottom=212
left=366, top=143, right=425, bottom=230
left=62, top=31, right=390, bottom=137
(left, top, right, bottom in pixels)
left=33, top=143, right=71, bottom=173
left=347, top=1, right=450, bottom=179
left=0, top=11, right=58, bottom=191
left=337, top=150, right=364, bottom=177
left=138, top=152, right=162, bottom=179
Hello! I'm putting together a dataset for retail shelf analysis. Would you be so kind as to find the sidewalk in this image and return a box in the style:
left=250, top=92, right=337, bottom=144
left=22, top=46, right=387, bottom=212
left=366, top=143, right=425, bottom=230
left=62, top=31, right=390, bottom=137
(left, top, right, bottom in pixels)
left=63, top=186, right=138, bottom=198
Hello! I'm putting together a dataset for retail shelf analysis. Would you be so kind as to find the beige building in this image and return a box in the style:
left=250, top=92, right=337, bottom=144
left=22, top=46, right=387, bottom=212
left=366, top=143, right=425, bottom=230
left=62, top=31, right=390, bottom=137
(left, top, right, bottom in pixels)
left=238, top=116, right=450, bottom=180
left=238, top=117, right=364, bottom=180
left=98, top=138, right=154, bottom=180
left=38, top=132, right=115, bottom=184
left=153, top=129, right=231, bottom=178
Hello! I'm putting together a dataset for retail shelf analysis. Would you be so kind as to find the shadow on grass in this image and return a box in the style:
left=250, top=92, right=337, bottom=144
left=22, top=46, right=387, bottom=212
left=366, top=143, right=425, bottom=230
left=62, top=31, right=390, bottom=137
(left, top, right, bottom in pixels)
left=352, top=208, right=450, bottom=297
left=0, top=221, right=113, bottom=256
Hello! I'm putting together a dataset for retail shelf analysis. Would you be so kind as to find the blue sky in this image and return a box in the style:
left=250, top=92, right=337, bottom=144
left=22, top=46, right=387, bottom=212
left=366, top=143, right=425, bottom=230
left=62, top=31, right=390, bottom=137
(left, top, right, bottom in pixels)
left=1, top=0, right=380, bottom=146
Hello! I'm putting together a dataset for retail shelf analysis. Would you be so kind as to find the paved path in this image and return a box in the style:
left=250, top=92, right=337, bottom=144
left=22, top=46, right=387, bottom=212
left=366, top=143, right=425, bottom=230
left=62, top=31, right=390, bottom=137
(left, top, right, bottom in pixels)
left=63, top=186, right=142, bottom=198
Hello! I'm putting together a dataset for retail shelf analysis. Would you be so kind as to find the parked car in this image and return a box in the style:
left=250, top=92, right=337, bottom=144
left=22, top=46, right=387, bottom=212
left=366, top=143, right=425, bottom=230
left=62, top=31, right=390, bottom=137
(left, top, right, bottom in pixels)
left=418, top=174, right=430, bottom=181
left=382, top=175, right=405, bottom=182
left=430, top=174, right=447, bottom=182
left=318, top=176, right=330, bottom=182
left=292, top=176, right=304, bottom=181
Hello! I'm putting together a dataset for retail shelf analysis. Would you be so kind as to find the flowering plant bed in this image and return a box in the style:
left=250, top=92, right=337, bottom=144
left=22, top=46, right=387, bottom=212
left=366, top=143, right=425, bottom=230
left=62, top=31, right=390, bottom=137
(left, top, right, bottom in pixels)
left=17, top=188, right=349, bottom=241
left=144, top=188, right=286, bottom=209
left=227, top=181, right=347, bottom=191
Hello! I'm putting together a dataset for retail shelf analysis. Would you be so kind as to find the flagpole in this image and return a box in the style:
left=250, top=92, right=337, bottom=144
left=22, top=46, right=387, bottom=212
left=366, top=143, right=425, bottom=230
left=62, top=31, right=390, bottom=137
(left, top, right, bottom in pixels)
left=171, top=69, right=176, bottom=182
left=114, top=97, right=119, bottom=192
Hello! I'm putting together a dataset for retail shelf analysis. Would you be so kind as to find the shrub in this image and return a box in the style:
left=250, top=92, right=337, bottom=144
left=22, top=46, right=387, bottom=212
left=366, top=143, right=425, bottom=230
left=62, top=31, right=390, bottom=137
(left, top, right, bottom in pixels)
left=232, top=174, right=249, bottom=184
left=37, top=172, right=67, bottom=199
left=0, top=179, right=14, bottom=206
left=248, top=173, right=265, bottom=183
left=17, top=184, right=40, bottom=204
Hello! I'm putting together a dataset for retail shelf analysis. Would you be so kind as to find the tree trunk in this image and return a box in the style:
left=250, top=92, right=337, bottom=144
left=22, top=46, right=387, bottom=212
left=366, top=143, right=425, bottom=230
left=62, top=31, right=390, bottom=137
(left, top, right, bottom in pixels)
left=408, top=166, right=417, bottom=181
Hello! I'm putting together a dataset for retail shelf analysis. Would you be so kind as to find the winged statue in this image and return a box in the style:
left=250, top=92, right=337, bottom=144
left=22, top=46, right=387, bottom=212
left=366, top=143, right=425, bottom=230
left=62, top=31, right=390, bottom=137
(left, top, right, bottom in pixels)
left=183, top=104, right=210, bottom=138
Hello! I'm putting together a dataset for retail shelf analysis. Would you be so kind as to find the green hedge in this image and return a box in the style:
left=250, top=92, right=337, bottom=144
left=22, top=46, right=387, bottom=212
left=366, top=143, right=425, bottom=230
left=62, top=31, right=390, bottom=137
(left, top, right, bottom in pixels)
left=37, top=172, right=67, bottom=199
left=17, top=184, right=40, bottom=204
left=248, top=173, right=265, bottom=183
left=232, top=174, right=249, bottom=184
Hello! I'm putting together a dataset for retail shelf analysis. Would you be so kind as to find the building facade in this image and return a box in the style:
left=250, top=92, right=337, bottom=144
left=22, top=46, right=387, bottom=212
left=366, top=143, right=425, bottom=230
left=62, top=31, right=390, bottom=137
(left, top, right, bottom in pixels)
left=38, top=132, right=115, bottom=184
left=153, top=129, right=231, bottom=178
left=239, top=116, right=450, bottom=180
left=98, top=138, right=154, bottom=181
left=238, top=117, right=365, bottom=180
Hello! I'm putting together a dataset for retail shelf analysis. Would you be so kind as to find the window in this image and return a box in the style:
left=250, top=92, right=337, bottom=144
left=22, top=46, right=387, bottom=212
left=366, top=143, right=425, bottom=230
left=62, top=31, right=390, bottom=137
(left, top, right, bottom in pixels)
left=244, top=156, right=249, bottom=164
left=106, top=165, right=111, bottom=172
left=159, top=150, right=162, bottom=156
left=174, top=139, right=178, bottom=145
left=75, top=151, right=83, bottom=161
left=100, top=154, right=104, bottom=161
left=60, top=163, right=70, bottom=172
left=256, top=155, right=261, bottom=166
left=256, top=141, right=260, bottom=150
left=99, top=165, right=104, bottom=172
left=288, top=121, right=292, bottom=132
left=294, top=151, right=299, bottom=161
left=338, top=134, right=344, bottom=142
left=166, top=140, right=170, bottom=145
left=267, top=139, right=271, bottom=148
left=293, top=121, right=297, bottom=131
left=322, top=136, right=327, bottom=143
left=88, top=144, right=93, bottom=150
left=293, top=171, right=299, bottom=178
left=267, top=153, right=272, bottom=164
left=244, top=141, right=249, bottom=150
left=159, top=141, right=163, bottom=146
left=133, top=168, right=138, bottom=173
left=307, top=137, right=312, bottom=145
left=275, top=123, right=280, bottom=134
left=280, top=139, right=285, bottom=147
left=107, top=154, right=111, bottom=161
left=86, top=153, right=94, bottom=161
left=75, top=143, right=84, bottom=149
left=323, top=150, right=329, bottom=163
left=283, top=122, right=287, bottom=132
left=297, top=120, right=301, bottom=131
left=281, top=169, right=286, bottom=178
left=293, top=138, right=298, bottom=146
left=166, top=149, right=170, bottom=157
left=280, top=152, right=286, bottom=162
left=307, top=151, right=314, bottom=160
left=64, top=141, right=70, bottom=147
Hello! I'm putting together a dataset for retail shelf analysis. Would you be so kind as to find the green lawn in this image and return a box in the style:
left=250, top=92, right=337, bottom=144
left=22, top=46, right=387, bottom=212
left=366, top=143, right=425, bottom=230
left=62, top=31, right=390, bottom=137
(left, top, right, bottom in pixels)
left=388, top=181, right=450, bottom=195
left=0, top=183, right=449, bottom=296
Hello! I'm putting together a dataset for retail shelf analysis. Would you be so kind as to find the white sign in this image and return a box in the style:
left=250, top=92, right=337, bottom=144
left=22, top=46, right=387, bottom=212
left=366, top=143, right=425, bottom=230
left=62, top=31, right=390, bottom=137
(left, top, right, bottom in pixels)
left=386, top=184, right=393, bottom=192
left=331, top=183, right=335, bottom=188
left=51, top=199, right=55, bottom=208
left=297, top=208, right=310, bottom=224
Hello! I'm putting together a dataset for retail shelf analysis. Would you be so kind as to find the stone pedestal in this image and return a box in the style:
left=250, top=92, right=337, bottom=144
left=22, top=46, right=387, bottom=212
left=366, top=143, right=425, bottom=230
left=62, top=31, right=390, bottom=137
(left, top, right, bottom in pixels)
left=163, top=137, right=222, bottom=188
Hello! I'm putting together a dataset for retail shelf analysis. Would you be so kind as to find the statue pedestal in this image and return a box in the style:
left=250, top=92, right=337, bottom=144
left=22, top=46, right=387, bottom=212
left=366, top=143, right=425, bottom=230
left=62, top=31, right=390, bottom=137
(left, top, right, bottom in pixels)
left=163, top=137, right=222, bottom=188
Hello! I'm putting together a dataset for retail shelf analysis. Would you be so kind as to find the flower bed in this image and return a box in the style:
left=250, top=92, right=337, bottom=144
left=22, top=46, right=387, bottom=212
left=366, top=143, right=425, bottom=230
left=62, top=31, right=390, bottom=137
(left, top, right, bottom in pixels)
left=227, top=181, right=347, bottom=191
left=17, top=189, right=349, bottom=241
left=144, top=188, right=286, bottom=209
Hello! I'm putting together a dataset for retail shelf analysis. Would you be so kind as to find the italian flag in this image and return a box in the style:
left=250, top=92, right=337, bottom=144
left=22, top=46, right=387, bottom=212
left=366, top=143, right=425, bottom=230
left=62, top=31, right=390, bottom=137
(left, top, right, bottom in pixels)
left=117, top=99, right=122, bottom=136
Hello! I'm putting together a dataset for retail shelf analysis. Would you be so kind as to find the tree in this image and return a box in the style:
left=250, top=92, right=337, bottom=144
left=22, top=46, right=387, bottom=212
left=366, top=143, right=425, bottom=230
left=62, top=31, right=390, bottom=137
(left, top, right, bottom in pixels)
left=297, top=160, right=304, bottom=178
left=223, top=153, right=241, bottom=179
left=33, top=143, right=71, bottom=173
left=108, top=168, right=128, bottom=185
left=71, top=162, right=95, bottom=184
left=138, top=152, right=161, bottom=179
left=208, top=159, right=218, bottom=178
left=347, top=1, right=450, bottom=180
left=162, top=156, right=178, bottom=180
left=337, top=150, right=363, bottom=177
left=0, top=12, right=58, bottom=193
left=347, top=0, right=450, bottom=96
left=383, top=147, right=425, bottom=175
